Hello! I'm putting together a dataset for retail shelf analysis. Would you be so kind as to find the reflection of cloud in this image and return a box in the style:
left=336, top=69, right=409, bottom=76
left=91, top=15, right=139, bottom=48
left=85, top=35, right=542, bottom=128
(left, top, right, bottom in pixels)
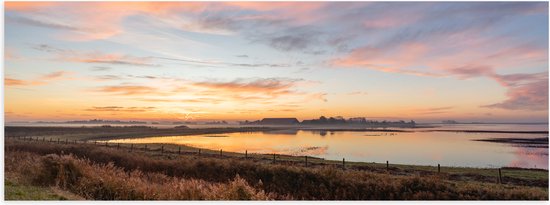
left=292, top=146, right=329, bottom=156
left=263, top=130, right=298, bottom=135
left=507, top=147, right=548, bottom=169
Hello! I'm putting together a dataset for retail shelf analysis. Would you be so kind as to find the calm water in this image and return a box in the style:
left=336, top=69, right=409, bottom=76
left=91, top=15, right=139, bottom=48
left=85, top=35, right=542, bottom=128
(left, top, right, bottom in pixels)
left=106, top=124, right=549, bottom=169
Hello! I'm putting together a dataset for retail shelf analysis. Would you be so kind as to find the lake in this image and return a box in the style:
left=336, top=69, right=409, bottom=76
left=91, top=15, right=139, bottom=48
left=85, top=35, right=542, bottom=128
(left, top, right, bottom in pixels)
left=105, top=123, right=549, bottom=169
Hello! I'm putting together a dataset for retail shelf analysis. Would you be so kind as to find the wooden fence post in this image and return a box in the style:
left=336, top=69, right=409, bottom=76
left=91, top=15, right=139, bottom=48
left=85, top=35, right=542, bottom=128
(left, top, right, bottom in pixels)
left=105, top=142, right=108, bottom=147
left=57, top=138, right=60, bottom=144
left=178, top=146, right=181, bottom=155
left=273, top=153, right=276, bottom=163
left=220, top=149, right=222, bottom=157
left=42, top=137, right=45, bottom=142
left=245, top=150, right=248, bottom=159
left=386, top=161, right=389, bottom=171
left=198, top=149, right=201, bottom=156
left=343, top=158, right=346, bottom=170
left=161, top=145, right=164, bottom=153
left=305, top=156, right=308, bottom=167
left=438, top=164, right=441, bottom=173
left=498, top=168, right=502, bottom=184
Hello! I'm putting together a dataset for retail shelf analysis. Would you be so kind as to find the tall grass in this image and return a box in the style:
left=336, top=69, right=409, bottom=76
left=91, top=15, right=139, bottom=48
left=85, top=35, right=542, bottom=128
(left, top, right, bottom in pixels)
left=6, top=151, right=274, bottom=200
left=5, top=141, right=548, bottom=200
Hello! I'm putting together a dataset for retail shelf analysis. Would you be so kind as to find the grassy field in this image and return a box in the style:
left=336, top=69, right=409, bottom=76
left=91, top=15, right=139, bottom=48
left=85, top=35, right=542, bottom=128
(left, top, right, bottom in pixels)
left=5, top=179, right=67, bottom=200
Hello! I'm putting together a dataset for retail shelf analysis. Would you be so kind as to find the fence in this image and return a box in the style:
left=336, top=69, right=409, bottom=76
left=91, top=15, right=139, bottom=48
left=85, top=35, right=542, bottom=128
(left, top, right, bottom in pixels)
left=7, top=136, right=507, bottom=184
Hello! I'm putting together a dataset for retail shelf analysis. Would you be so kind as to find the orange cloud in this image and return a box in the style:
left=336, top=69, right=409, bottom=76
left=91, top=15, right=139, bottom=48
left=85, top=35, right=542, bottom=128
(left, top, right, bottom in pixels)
left=5, top=71, right=72, bottom=87
left=95, top=85, right=157, bottom=96
left=40, top=71, right=70, bottom=80
left=192, top=78, right=298, bottom=96
left=5, top=78, right=33, bottom=86
left=4, top=2, right=55, bottom=11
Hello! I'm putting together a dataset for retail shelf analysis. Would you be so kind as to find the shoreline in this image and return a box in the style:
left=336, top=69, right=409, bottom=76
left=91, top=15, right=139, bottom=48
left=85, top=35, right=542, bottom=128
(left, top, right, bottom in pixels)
left=5, top=139, right=549, bottom=189
left=5, top=126, right=548, bottom=171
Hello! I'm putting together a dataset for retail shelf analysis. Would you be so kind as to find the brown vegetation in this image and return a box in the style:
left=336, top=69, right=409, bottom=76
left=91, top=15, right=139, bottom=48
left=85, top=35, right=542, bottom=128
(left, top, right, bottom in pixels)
left=5, top=140, right=548, bottom=200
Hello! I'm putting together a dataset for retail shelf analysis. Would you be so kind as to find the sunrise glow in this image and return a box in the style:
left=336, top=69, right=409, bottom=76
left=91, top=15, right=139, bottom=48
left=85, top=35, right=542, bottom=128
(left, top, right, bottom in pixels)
left=4, top=2, right=549, bottom=122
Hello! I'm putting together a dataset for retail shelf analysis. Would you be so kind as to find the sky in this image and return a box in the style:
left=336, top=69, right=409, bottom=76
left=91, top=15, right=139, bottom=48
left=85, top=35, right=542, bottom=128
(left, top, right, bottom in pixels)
left=4, top=2, right=549, bottom=123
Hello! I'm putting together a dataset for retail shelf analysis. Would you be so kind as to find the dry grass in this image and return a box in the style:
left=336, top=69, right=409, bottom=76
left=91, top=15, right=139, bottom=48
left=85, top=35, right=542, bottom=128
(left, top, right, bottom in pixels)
left=6, top=151, right=274, bottom=200
left=5, top=140, right=548, bottom=200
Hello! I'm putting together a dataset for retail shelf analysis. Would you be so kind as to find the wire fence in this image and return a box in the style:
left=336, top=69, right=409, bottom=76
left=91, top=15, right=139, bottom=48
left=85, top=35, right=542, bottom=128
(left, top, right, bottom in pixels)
left=8, top=135, right=505, bottom=184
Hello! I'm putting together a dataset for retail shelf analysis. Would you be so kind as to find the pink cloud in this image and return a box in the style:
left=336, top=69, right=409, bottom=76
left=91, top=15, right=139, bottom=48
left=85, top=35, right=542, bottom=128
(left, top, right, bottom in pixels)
left=6, top=2, right=327, bottom=41
left=483, top=74, right=548, bottom=110
left=331, top=27, right=548, bottom=111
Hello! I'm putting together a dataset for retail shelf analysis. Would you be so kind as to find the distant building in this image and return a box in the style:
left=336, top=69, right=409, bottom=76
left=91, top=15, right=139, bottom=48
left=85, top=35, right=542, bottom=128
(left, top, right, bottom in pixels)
left=259, top=118, right=300, bottom=125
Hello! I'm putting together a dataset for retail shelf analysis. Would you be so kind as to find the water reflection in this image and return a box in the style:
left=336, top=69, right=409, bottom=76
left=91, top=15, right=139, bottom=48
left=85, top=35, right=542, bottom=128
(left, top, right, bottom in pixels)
left=508, top=147, right=548, bottom=169
left=106, top=130, right=548, bottom=169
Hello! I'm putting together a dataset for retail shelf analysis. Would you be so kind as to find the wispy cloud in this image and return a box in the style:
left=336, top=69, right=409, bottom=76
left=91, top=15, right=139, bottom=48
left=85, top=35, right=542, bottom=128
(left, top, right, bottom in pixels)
left=90, top=66, right=112, bottom=71
left=483, top=73, right=548, bottom=111
left=5, top=78, right=36, bottom=86
left=94, top=85, right=157, bottom=96
left=155, top=56, right=290, bottom=68
left=192, top=78, right=300, bottom=96
left=33, top=44, right=159, bottom=67
left=5, top=71, right=72, bottom=87
left=347, top=91, right=368, bottom=96
left=85, top=106, right=156, bottom=112
left=6, top=15, right=79, bottom=31
left=414, top=106, right=454, bottom=115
